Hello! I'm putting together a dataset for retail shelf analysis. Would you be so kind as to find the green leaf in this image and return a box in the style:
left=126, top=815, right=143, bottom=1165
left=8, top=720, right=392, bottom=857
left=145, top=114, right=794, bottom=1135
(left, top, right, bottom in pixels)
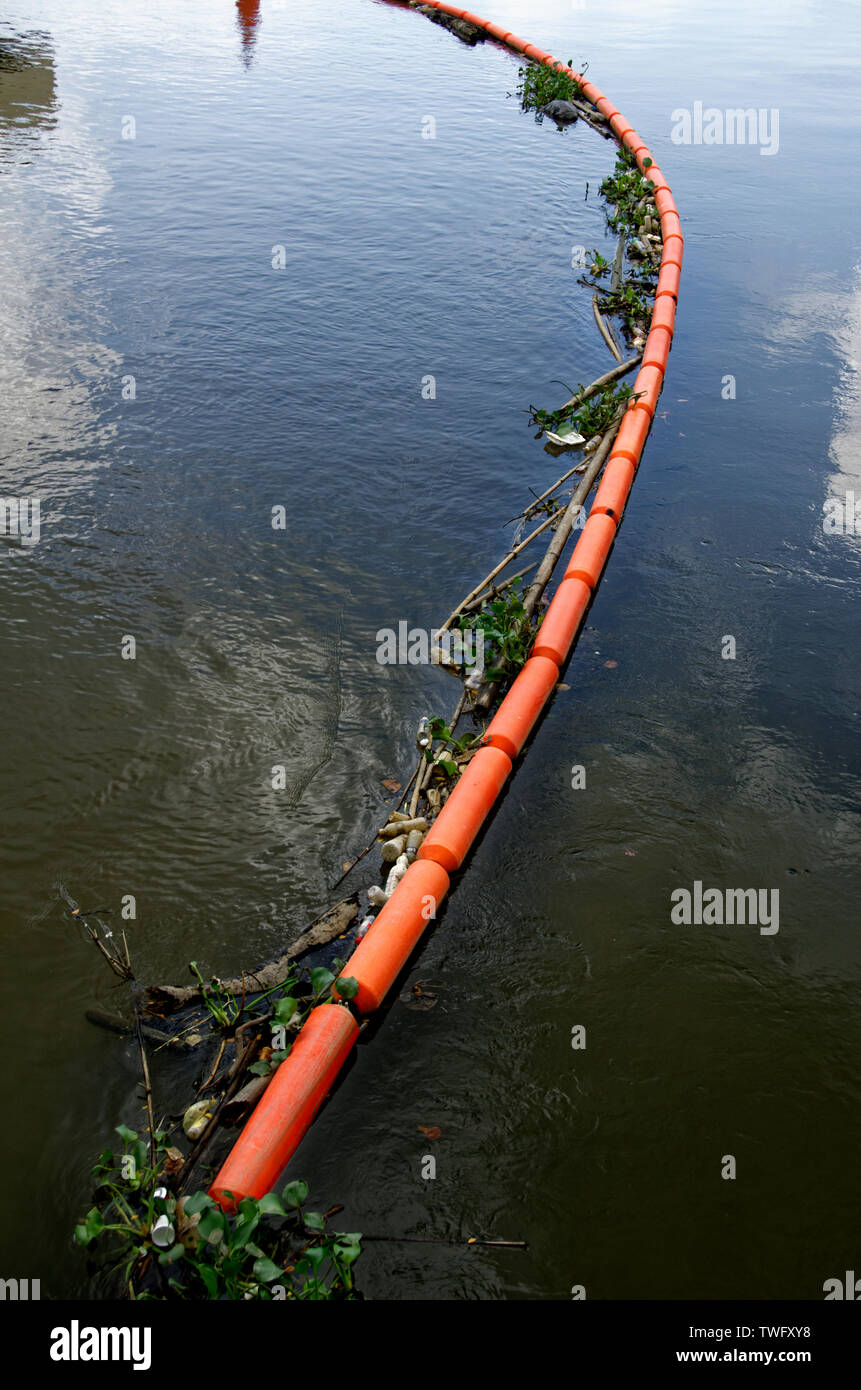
left=85, top=1207, right=104, bottom=1241
left=273, top=996, right=298, bottom=1025
left=248, top=1061, right=272, bottom=1077
left=157, top=1242, right=185, bottom=1266
left=258, top=1193, right=288, bottom=1217
left=310, top=967, right=334, bottom=996
left=232, top=1214, right=261, bottom=1249
left=197, top=1263, right=220, bottom=1298
left=303, top=1211, right=325, bottom=1231
left=115, top=1124, right=137, bottom=1145
left=334, top=976, right=358, bottom=1000
left=182, top=1191, right=214, bottom=1217
left=253, top=1256, right=284, bottom=1284
left=283, top=1179, right=309, bottom=1209
left=198, top=1207, right=227, bottom=1244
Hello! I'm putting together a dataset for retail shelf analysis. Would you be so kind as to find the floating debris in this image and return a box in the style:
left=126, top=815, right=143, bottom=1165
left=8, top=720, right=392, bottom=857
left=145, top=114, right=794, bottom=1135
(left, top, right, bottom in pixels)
left=544, top=421, right=586, bottom=449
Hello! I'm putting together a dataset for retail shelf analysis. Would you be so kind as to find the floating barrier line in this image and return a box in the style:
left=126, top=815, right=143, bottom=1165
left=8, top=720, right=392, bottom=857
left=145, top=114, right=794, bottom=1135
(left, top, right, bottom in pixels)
left=210, top=1, right=682, bottom=1210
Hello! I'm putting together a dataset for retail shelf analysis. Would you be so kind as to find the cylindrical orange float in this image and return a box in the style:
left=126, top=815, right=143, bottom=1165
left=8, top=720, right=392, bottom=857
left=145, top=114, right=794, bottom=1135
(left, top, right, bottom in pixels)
left=610, top=113, right=632, bottom=139
left=640, top=161, right=669, bottom=191
left=484, top=655, right=560, bottom=759
left=531, top=576, right=592, bottom=664
left=642, top=326, right=671, bottom=371
left=591, top=456, right=635, bottom=523
left=656, top=260, right=682, bottom=301
left=623, top=130, right=648, bottom=157
left=631, top=363, right=664, bottom=418
left=660, top=211, right=683, bottom=242
left=564, top=512, right=617, bottom=588
left=418, top=746, right=512, bottom=873
left=209, top=1004, right=359, bottom=1209
left=339, top=859, right=450, bottom=1014
left=611, top=406, right=652, bottom=463
left=662, top=234, right=685, bottom=268
left=650, top=294, right=676, bottom=337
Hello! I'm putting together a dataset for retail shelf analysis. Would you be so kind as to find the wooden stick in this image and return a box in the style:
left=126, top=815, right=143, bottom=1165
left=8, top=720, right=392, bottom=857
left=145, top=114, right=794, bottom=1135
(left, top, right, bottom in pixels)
left=610, top=228, right=625, bottom=295
left=361, top=1233, right=527, bottom=1249
left=593, top=293, right=622, bottom=362
left=133, top=1005, right=156, bottom=1158
left=436, top=509, right=570, bottom=638
left=177, top=1021, right=267, bottom=1190
left=556, top=353, right=641, bottom=416
left=330, top=760, right=425, bottom=890
left=144, top=898, right=357, bottom=1014
left=475, top=416, right=623, bottom=710
left=411, top=689, right=468, bottom=818
left=458, top=563, right=538, bottom=614
left=523, top=414, right=623, bottom=620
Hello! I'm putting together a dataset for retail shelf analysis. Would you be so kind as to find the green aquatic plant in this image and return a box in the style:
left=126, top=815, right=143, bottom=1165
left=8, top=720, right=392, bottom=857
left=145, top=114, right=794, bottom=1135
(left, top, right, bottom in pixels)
left=516, top=59, right=583, bottom=119
left=600, top=147, right=657, bottom=236
left=75, top=1127, right=361, bottom=1300
left=529, top=380, right=639, bottom=436
left=188, top=961, right=240, bottom=1030
left=596, top=282, right=652, bottom=336
left=458, top=581, right=536, bottom=685
left=422, top=715, right=481, bottom=778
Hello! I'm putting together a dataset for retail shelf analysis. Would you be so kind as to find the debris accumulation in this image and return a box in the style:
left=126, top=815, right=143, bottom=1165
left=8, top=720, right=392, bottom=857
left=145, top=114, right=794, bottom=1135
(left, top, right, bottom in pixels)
left=411, top=2, right=486, bottom=45
left=72, top=3, right=671, bottom=1297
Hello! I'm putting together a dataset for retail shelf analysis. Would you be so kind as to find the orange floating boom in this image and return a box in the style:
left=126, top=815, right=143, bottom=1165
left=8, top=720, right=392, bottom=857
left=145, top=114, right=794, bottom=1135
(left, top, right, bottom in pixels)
left=210, top=1, right=683, bottom=1210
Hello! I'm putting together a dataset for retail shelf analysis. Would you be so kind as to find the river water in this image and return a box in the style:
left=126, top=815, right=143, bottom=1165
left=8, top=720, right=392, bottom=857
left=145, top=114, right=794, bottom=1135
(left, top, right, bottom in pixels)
left=1, top=0, right=859, bottom=1300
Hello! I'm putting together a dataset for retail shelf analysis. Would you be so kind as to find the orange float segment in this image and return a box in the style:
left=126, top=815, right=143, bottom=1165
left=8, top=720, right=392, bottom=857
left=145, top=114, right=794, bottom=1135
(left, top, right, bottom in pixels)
left=591, top=456, right=635, bottom=524
left=610, top=112, right=633, bottom=139
left=579, top=80, right=602, bottom=102
left=660, top=211, right=683, bottom=242
left=642, top=325, right=672, bottom=371
left=564, top=512, right=617, bottom=588
left=523, top=43, right=550, bottom=60
left=484, top=21, right=511, bottom=40
left=611, top=405, right=652, bottom=464
left=595, top=97, right=619, bottom=119
left=622, top=130, right=648, bottom=157
left=662, top=234, right=684, bottom=269
left=531, top=577, right=591, bottom=665
left=339, top=859, right=451, bottom=1015
left=631, top=363, right=665, bottom=418
left=650, top=294, right=677, bottom=337
left=484, top=655, right=560, bottom=759
left=417, top=745, right=512, bottom=874
left=656, top=260, right=682, bottom=301
left=209, top=1004, right=359, bottom=1210
left=641, top=161, right=669, bottom=191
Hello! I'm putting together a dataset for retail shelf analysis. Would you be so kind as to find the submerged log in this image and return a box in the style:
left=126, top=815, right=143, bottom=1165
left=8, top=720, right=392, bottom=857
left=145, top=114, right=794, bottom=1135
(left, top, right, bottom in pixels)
left=143, top=896, right=358, bottom=1015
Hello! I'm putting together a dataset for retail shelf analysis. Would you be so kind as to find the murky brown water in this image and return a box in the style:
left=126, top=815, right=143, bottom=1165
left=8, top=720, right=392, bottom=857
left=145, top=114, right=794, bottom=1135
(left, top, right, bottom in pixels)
left=1, top=0, right=860, bottom=1299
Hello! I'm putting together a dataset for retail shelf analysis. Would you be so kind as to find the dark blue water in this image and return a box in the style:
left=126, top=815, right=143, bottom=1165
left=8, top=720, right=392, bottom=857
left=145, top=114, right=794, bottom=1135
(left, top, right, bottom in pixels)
left=1, top=0, right=859, bottom=1299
